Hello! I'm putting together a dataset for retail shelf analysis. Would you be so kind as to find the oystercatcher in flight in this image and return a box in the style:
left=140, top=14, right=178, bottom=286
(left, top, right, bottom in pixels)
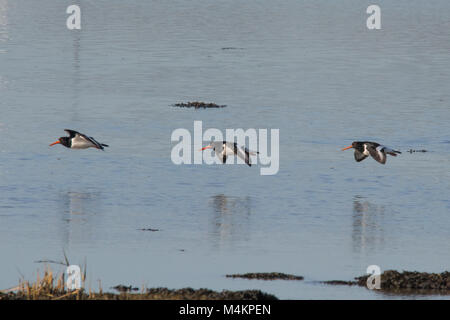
left=50, top=129, right=109, bottom=150
left=342, top=141, right=401, bottom=164
left=200, top=141, right=258, bottom=166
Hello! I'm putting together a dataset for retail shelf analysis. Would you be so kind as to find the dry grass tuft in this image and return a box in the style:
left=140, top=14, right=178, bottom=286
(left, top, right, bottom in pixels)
left=0, top=264, right=277, bottom=300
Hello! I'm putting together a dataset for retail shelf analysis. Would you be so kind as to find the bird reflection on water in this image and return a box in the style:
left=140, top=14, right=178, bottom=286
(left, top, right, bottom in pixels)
left=59, top=191, right=101, bottom=247
left=352, top=196, right=386, bottom=254
left=209, top=194, right=252, bottom=249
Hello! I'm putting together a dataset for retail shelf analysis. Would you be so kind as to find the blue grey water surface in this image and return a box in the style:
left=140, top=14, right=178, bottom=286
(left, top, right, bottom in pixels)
left=0, top=0, right=449, bottom=299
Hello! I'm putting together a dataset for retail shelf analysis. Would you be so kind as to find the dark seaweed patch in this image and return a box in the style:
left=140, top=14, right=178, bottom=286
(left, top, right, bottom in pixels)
left=323, top=270, right=450, bottom=294
left=172, top=102, right=226, bottom=109
left=226, top=272, right=304, bottom=281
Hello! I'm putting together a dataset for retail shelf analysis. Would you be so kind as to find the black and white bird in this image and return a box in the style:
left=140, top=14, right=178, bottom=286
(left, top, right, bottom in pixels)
left=50, top=129, right=109, bottom=150
left=200, top=141, right=258, bottom=167
left=342, top=141, right=401, bottom=164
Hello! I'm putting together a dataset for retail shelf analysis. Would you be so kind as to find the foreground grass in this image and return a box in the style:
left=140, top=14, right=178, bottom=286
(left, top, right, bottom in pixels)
left=0, top=267, right=277, bottom=300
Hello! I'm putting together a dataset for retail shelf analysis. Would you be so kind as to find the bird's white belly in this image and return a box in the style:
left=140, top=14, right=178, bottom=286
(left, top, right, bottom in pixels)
left=363, top=144, right=370, bottom=156
left=71, top=140, right=91, bottom=149
left=223, top=145, right=235, bottom=155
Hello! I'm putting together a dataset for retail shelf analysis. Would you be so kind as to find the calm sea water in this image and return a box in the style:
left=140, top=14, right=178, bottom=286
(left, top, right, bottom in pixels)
left=1, top=0, right=449, bottom=299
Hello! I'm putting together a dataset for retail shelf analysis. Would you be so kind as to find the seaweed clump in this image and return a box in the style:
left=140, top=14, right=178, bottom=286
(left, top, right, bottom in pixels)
left=226, top=272, right=304, bottom=281
left=356, top=270, right=450, bottom=292
left=145, top=288, right=277, bottom=300
left=172, top=102, right=226, bottom=109
left=322, top=280, right=357, bottom=286
left=322, top=270, right=450, bottom=294
left=408, top=149, right=427, bottom=153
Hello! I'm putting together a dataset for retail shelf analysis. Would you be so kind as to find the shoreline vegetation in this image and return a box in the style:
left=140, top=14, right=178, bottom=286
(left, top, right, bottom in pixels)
left=0, top=267, right=277, bottom=300
left=1, top=268, right=449, bottom=300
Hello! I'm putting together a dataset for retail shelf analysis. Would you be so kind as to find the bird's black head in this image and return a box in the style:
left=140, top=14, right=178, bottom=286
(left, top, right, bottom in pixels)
left=49, top=137, right=71, bottom=148
left=59, top=137, right=71, bottom=147
left=342, top=141, right=364, bottom=152
left=351, top=141, right=365, bottom=152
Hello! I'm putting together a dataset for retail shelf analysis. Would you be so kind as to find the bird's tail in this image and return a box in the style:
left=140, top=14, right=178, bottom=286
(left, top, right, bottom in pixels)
left=384, top=146, right=401, bottom=156
left=387, top=150, right=401, bottom=156
left=101, top=144, right=109, bottom=147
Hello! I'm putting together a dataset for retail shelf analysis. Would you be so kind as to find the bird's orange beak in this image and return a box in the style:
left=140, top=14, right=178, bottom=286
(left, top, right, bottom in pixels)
left=341, top=145, right=353, bottom=151
left=199, top=146, right=212, bottom=151
left=49, top=140, right=61, bottom=146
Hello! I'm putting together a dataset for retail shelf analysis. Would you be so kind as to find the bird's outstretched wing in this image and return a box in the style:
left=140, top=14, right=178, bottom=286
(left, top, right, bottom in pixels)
left=354, top=149, right=368, bottom=162
left=233, top=143, right=251, bottom=167
left=367, top=145, right=387, bottom=164
left=213, top=144, right=227, bottom=164
left=85, top=135, right=106, bottom=150
left=64, top=129, right=80, bottom=138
